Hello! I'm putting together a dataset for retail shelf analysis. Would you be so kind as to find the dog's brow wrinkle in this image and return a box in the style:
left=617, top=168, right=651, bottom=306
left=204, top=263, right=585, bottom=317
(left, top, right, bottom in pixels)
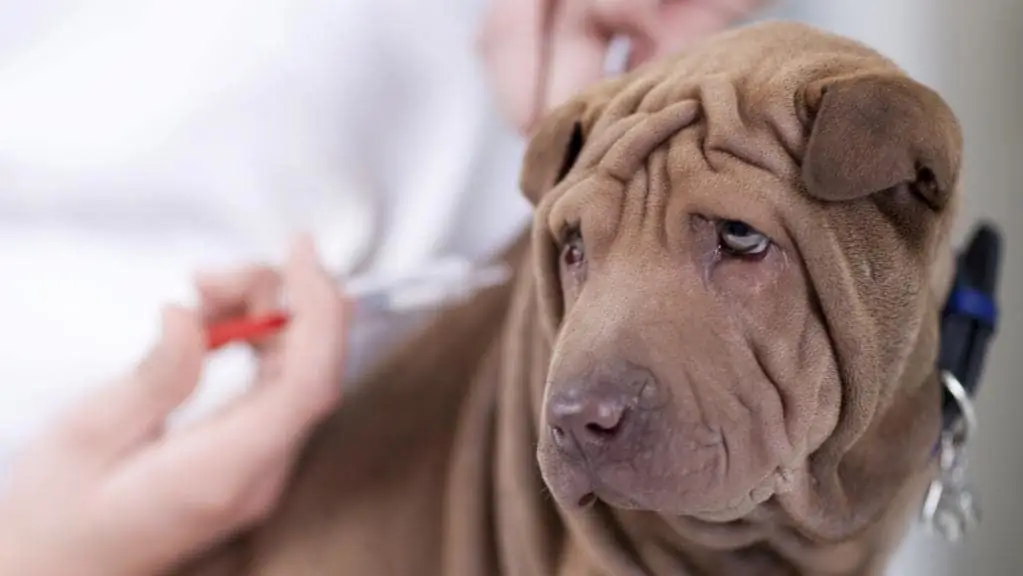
left=655, top=141, right=674, bottom=248
left=580, top=115, right=640, bottom=170
left=695, top=126, right=716, bottom=175
left=596, top=73, right=661, bottom=133
left=640, top=74, right=700, bottom=114
left=764, top=104, right=805, bottom=168
left=697, top=77, right=795, bottom=176
left=645, top=145, right=671, bottom=248
left=600, top=101, right=701, bottom=181
left=628, top=164, right=651, bottom=236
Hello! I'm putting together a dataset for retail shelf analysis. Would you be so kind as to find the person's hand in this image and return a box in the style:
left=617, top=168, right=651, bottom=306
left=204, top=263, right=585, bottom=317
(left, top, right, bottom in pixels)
left=478, top=0, right=772, bottom=134
left=0, top=236, right=347, bottom=576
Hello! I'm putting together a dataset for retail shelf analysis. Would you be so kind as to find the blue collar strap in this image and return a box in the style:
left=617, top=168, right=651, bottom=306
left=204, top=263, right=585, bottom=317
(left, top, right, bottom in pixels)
left=937, top=222, right=1002, bottom=431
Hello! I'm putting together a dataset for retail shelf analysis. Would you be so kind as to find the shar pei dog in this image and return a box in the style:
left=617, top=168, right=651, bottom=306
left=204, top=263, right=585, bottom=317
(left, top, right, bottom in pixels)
left=178, top=20, right=965, bottom=576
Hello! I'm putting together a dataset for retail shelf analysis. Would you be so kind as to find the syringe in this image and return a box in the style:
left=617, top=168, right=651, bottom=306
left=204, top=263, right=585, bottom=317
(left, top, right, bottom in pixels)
left=204, top=257, right=512, bottom=351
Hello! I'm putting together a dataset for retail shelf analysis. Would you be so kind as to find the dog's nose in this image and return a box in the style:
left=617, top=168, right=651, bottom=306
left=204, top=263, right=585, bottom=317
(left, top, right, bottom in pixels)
left=547, top=389, right=631, bottom=454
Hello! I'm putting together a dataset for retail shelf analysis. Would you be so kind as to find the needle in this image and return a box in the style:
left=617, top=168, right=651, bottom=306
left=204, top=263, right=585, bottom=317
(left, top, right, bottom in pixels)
left=204, top=258, right=512, bottom=351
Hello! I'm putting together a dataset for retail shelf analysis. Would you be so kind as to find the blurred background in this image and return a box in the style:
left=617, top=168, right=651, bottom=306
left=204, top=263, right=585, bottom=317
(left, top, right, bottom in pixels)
left=0, top=1, right=1018, bottom=574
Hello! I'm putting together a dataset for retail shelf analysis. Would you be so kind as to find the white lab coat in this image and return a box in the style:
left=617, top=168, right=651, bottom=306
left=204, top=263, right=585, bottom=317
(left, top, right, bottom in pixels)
left=0, top=0, right=532, bottom=466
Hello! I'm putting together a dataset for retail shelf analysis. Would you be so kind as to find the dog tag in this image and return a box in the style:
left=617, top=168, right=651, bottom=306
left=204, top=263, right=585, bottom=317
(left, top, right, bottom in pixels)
left=920, top=371, right=981, bottom=542
left=921, top=434, right=980, bottom=542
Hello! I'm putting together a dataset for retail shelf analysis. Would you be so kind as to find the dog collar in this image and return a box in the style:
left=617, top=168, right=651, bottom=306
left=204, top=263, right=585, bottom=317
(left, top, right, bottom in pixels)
left=920, top=223, right=1003, bottom=543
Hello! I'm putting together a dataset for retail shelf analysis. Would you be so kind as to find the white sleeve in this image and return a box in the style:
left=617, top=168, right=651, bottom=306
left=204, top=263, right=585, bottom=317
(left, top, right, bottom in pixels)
left=0, top=0, right=528, bottom=465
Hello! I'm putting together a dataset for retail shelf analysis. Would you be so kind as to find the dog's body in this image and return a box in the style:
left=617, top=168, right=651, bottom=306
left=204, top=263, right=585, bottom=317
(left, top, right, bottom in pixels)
left=179, top=21, right=963, bottom=576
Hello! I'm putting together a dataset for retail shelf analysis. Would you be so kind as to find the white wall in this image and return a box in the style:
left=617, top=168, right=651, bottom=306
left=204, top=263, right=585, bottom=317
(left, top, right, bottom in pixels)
left=766, top=1, right=1023, bottom=573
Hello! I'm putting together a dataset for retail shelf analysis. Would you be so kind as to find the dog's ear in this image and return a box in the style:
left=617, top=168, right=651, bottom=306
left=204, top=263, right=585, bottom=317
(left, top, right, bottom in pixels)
left=800, top=72, right=962, bottom=211
left=519, top=100, right=590, bottom=206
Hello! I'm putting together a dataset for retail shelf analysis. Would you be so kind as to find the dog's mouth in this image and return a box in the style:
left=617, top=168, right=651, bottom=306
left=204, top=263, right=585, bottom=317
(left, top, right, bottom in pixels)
left=539, top=422, right=774, bottom=519
left=585, top=485, right=647, bottom=510
left=552, top=451, right=709, bottom=514
left=577, top=471, right=779, bottom=526
left=570, top=465, right=648, bottom=510
left=543, top=455, right=650, bottom=512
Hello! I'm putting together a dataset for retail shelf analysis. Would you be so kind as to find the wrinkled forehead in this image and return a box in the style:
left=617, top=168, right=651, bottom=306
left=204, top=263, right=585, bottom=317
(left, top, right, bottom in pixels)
left=540, top=22, right=902, bottom=233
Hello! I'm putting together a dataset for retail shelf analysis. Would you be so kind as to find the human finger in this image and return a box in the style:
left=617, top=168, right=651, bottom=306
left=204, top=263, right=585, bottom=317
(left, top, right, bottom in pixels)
left=45, top=305, right=205, bottom=464
left=196, top=264, right=286, bottom=360
left=267, top=233, right=347, bottom=418
left=97, top=448, right=294, bottom=573
left=194, top=266, right=282, bottom=324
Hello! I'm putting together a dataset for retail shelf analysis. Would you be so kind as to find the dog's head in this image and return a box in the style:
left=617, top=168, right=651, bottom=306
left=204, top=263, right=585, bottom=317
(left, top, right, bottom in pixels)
left=525, top=22, right=962, bottom=538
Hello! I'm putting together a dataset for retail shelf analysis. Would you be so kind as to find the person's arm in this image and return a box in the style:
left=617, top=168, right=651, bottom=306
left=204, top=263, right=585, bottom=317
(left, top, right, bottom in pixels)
left=0, top=236, right=346, bottom=576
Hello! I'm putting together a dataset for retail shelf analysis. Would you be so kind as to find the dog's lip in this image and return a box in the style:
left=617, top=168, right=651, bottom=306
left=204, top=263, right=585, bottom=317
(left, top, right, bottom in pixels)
left=585, top=444, right=724, bottom=512
left=591, top=484, right=645, bottom=510
left=581, top=461, right=651, bottom=510
left=551, top=459, right=639, bottom=510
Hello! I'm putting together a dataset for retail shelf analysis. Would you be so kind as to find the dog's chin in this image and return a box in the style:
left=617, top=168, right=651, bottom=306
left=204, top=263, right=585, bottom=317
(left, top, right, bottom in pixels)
left=547, top=473, right=773, bottom=524
left=538, top=445, right=779, bottom=520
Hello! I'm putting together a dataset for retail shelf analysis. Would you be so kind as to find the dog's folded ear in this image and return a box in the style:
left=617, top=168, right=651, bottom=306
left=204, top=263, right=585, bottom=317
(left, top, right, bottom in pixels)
left=519, top=100, right=590, bottom=206
left=800, top=72, right=963, bottom=211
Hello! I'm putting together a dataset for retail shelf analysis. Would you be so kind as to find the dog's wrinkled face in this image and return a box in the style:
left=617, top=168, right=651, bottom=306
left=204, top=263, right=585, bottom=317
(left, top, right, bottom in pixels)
left=525, top=22, right=962, bottom=530
left=534, top=113, right=838, bottom=521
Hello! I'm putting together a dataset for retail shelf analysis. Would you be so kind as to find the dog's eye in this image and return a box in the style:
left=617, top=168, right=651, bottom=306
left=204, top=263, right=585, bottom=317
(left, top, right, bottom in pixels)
left=561, top=229, right=585, bottom=266
left=718, top=220, right=770, bottom=257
